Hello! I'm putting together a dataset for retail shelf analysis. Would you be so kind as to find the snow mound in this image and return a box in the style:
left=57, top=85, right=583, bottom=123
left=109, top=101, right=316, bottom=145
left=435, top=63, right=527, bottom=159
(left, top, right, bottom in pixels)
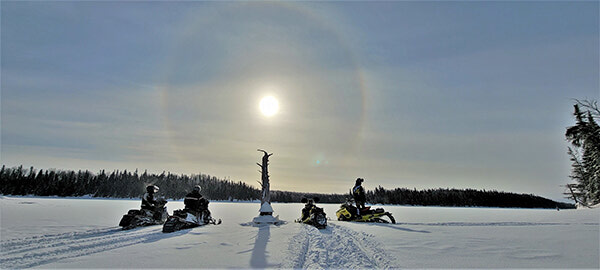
left=259, top=202, right=274, bottom=213
left=242, top=215, right=285, bottom=227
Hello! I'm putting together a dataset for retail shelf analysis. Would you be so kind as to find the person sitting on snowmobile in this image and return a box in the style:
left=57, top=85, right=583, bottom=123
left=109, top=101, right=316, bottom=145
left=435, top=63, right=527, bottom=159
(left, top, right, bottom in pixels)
left=141, top=185, right=160, bottom=217
left=352, top=178, right=366, bottom=213
left=184, top=185, right=211, bottom=223
left=298, top=197, right=327, bottom=228
left=300, top=198, right=316, bottom=223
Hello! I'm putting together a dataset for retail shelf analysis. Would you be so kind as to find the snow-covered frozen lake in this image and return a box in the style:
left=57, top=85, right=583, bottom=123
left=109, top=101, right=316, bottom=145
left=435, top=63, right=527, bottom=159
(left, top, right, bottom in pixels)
left=1, top=196, right=598, bottom=269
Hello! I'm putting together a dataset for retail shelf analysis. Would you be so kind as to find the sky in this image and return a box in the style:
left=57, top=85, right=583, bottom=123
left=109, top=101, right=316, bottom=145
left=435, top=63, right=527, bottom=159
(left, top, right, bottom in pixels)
left=1, top=1, right=598, bottom=202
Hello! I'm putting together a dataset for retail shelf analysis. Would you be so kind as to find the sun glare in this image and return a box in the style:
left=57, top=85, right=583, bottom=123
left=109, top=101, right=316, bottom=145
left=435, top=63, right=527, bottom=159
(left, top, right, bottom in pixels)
left=260, top=96, right=279, bottom=117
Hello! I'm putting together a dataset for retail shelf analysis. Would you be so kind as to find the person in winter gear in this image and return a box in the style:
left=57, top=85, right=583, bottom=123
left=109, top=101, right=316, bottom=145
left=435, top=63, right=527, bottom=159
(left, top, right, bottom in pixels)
left=162, top=186, right=221, bottom=233
left=300, top=198, right=316, bottom=223
left=298, top=197, right=327, bottom=228
left=352, top=178, right=366, bottom=211
left=184, top=185, right=210, bottom=222
left=141, top=185, right=160, bottom=211
left=141, top=185, right=163, bottom=219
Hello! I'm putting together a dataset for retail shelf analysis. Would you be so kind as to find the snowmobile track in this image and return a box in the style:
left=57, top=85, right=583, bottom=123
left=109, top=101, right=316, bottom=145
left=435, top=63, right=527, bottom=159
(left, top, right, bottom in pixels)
left=283, top=223, right=394, bottom=269
left=0, top=226, right=174, bottom=269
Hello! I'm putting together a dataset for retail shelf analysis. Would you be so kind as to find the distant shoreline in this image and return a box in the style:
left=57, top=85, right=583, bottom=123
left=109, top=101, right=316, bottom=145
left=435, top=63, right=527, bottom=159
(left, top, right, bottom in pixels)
left=0, top=194, right=575, bottom=210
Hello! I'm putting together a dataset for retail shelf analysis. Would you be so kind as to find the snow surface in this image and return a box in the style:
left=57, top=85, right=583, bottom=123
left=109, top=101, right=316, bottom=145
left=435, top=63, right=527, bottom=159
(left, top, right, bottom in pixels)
left=1, top=196, right=598, bottom=269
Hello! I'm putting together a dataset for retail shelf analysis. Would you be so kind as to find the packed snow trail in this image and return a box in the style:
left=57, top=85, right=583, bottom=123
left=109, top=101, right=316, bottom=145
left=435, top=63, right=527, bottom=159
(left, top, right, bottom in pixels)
left=0, top=226, right=177, bottom=269
left=282, top=223, right=394, bottom=269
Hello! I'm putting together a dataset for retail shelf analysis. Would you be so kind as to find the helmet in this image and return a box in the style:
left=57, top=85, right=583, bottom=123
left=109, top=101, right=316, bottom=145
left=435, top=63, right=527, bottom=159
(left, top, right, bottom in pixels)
left=146, top=185, right=159, bottom=193
left=193, top=185, right=201, bottom=193
left=355, top=178, right=364, bottom=185
left=301, top=197, right=314, bottom=205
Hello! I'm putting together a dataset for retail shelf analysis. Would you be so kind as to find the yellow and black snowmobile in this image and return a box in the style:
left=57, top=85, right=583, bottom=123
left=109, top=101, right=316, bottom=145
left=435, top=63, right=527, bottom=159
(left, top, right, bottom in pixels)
left=336, top=199, right=395, bottom=224
left=296, top=197, right=327, bottom=229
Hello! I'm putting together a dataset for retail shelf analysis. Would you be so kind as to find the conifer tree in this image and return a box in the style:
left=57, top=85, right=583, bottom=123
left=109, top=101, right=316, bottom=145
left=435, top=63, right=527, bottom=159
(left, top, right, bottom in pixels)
left=565, top=101, right=600, bottom=206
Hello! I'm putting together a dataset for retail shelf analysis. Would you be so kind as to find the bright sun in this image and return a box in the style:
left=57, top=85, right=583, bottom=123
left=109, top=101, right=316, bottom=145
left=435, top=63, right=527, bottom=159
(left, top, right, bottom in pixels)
left=259, top=96, right=279, bottom=117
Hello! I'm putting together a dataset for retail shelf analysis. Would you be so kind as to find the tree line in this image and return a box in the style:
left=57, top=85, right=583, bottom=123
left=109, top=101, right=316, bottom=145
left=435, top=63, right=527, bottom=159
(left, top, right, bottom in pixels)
left=565, top=99, right=600, bottom=207
left=0, top=165, right=571, bottom=208
left=367, top=186, right=573, bottom=209
left=0, top=166, right=257, bottom=201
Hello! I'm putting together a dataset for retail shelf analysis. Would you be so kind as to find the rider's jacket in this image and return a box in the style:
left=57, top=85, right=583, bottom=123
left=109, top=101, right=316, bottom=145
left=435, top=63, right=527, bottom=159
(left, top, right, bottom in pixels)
left=141, top=192, right=157, bottom=210
left=184, top=191, right=208, bottom=213
left=353, top=185, right=366, bottom=202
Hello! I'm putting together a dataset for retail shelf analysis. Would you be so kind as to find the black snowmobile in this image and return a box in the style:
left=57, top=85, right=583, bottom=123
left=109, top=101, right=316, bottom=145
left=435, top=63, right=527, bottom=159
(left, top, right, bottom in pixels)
left=162, top=208, right=221, bottom=233
left=296, top=197, right=327, bottom=229
left=336, top=198, right=395, bottom=224
left=119, top=198, right=168, bottom=230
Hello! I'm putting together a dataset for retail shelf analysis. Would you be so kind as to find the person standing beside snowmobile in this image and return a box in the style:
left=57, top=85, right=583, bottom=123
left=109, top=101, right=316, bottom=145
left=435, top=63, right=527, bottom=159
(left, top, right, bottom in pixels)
left=353, top=178, right=366, bottom=211
left=184, top=185, right=210, bottom=222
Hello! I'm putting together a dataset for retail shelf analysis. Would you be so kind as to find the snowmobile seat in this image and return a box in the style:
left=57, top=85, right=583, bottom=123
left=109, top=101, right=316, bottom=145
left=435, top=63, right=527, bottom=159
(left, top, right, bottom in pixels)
left=141, top=209, right=155, bottom=217
left=127, top=209, right=142, bottom=216
left=359, top=207, right=372, bottom=213
left=173, top=209, right=188, bottom=218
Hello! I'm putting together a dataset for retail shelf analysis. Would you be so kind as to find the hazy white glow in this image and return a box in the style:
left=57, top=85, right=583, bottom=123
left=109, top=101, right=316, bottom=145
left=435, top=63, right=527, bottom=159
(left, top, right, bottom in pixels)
left=259, top=96, right=279, bottom=117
